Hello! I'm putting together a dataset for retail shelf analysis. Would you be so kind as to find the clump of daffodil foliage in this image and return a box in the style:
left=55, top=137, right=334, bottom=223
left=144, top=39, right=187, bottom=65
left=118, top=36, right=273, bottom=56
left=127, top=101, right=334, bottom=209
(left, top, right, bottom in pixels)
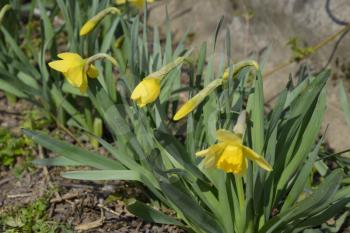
left=1, top=1, right=350, bottom=233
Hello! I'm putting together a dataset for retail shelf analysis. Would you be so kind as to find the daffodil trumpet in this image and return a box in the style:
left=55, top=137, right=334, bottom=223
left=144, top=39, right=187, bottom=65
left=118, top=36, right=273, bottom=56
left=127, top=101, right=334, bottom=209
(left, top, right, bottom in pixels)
left=80, top=7, right=121, bottom=36
left=131, top=56, right=187, bottom=107
left=196, top=129, right=272, bottom=175
left=223, top=60, right=259, bottom=80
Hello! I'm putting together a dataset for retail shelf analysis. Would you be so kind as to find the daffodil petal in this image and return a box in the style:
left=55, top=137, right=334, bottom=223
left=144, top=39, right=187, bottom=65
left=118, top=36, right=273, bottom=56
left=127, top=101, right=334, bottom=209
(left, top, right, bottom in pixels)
left=57, top=52, right=84, bottom=62
left=216, top=130, right=241, bottom=144
left=48, top=60, right=71, bottom=73
left=87, top=65, right=99, bottom=78
left=131, top=78, right=160, bottom=107
left=202, top=155, right=217, bottom=168
left=243, top=146, right=272, bottom=171
left=66, top=65, right=84, bottom=87
left=195, top=143, right=226, bottom=157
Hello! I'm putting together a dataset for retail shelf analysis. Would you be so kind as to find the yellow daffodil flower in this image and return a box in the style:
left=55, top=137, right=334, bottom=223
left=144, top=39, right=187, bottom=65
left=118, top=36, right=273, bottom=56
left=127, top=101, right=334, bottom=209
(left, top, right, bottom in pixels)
left=131, top=77, right=161, bottom=107
left=80, top=7, right=120, bottom=36
left=131, top=56, right=186, bottom=107
left=116, top=0, right=154, bottom=9
left=196, top=129, right=272, bottom=175
left=48, top=53, right=98, bottom=93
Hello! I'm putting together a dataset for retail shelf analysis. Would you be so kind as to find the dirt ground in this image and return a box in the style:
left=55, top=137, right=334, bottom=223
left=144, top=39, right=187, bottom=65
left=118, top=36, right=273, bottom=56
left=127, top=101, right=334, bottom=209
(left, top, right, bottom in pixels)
left=0, top=92, right=184, bottom=233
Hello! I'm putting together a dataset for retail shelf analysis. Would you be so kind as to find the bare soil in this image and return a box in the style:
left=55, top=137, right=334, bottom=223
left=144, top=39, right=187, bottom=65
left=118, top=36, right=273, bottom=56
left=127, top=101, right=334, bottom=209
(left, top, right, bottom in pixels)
left=0, top=92, right=184, bottom=233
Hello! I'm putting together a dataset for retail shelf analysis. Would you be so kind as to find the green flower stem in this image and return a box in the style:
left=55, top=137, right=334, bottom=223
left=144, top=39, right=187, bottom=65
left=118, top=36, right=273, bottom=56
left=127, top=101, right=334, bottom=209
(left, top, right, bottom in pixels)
left=223, top=60, right=259, bottom=81
left=235, top=175, right=246, bottom=233
left=84, top=53, right=119, bottom=71
left=88, top=6, right=120, bottom=22
left=0, top=4, right=11, bottom=25
left=149, top=56, right=186, bottom=81
left=233, top=60, right=259, bottom=75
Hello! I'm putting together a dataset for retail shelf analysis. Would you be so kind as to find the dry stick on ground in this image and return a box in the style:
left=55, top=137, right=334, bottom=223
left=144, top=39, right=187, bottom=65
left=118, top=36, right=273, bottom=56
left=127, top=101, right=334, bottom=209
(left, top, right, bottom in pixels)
left=97, top=203, right=123, bottom=216
left=264, top=22, right=350, bottom=78
left=75, top=208, right=105, bottom=232
left=7, top=193, right=33, bottom=198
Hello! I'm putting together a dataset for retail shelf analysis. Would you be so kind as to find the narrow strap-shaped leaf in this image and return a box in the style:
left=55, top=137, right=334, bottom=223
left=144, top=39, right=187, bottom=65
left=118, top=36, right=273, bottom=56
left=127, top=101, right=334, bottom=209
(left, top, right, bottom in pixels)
left=33, top=156, right=82, bottom=166
left=260, top=169, right=342, bottom=233
left=127, top=200, right=185, bottom=227
left=23, top=129, right=125, bottom=170
left=61, top=170, right=141, bottom=181
left=339, top=79, right=350, bottom=127
left=275, top=89, right=326, bottom=202
left=281, top=135, right=324, bottom=212
left=160, top=180, right=224, bottom=233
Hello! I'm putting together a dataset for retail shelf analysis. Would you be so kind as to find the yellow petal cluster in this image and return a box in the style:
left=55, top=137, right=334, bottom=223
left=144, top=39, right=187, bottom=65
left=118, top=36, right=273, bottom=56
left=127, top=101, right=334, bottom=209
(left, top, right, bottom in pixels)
left=196, top=130, right=272, bottom=175
left=116, top=0, right=155, bottom=8
left=48, top=53, right=98, bottom=93
left=131, top=77, right=160, bottom=107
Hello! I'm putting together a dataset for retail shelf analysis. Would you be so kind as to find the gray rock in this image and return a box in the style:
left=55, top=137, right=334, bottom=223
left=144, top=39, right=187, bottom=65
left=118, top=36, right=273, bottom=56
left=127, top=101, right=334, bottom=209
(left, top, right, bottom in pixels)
left=149, top=0, right=350, bottom=151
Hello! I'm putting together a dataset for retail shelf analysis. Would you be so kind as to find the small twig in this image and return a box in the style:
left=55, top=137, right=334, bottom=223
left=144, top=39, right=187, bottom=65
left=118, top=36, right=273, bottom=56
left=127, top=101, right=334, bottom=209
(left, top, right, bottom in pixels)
left=7, top=193, right=32, bottom=198
left=75, top=210, right=105, bottom=231
left=50, top=191, right=80, bottom=203
left=97, top=203, right=122, bottom=216
left=0, top=176, right=15, bottom=186
left=264, top=22, right=350, bottom=77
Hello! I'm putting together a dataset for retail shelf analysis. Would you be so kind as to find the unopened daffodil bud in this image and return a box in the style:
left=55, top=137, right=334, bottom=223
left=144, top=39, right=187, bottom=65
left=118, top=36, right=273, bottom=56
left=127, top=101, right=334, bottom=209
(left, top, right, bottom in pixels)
left=116, top=0, right=155, bottom=9
left=196, top=129, right=272, bottom=175
left=173, top=79, right=223, bottom=121
left=131, top=77, right=161, bottom=107
left=80, top=7, right=120, bottom=36
left=131, top=56, right=187, bottom=107
left=222, top=60, right=259, bottom=80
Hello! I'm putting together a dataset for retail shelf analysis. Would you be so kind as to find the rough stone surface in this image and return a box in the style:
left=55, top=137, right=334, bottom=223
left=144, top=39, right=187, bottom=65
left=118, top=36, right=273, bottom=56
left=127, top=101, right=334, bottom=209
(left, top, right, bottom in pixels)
left=149, top=0, right=350, bottom=151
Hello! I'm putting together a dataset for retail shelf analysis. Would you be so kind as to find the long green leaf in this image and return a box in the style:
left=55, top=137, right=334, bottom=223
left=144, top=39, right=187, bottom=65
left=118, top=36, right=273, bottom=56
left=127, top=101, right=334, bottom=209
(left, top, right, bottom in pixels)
left=23, top=129, right=124, bottom=170
left=127, top=200, right=185, bottom=227
left=62, top=170, right=141, bottom=181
